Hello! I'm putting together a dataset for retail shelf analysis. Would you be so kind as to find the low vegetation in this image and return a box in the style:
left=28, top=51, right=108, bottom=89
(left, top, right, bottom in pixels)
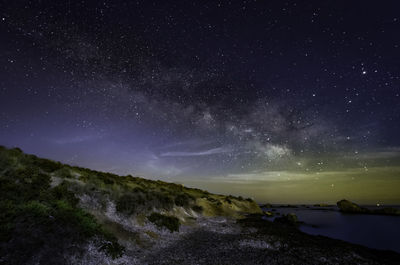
left=191, top=205, right=203, bottom=213
left=0, top=147, right=124, bottom=264
left=0, top=145, right=262, bottom=263
left=148, top=212, right=180, bottom=232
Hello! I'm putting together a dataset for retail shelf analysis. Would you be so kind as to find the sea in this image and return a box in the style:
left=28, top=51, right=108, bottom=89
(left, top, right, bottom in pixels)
left=261, top=205, right=400, bottom=253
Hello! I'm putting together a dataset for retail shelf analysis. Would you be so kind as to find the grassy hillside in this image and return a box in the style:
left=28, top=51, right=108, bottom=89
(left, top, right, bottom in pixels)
left=0, top=146, right=261, bottom=264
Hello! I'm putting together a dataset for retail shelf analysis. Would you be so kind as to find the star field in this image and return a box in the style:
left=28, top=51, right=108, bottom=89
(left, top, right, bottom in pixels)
left=1, top=1, right=400, bottom=203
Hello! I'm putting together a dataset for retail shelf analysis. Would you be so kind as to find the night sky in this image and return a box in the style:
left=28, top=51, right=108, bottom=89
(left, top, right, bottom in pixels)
left=1, top=1, right=400, bottom=204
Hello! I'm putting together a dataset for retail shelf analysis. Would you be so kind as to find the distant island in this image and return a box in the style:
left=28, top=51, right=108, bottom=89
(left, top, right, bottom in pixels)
left=337, top=199, right=400, bottom=216
left=1, top=146, right=399, bottom=264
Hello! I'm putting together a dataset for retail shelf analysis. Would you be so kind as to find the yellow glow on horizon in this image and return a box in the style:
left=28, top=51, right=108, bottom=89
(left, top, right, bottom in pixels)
left=180, top=166, right=400, bottom=204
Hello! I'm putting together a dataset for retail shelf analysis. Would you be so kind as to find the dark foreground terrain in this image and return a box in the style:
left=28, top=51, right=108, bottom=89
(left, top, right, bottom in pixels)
left=131, top=214, right=400, bottom=265
left=0, top=146, right=399, bottom=265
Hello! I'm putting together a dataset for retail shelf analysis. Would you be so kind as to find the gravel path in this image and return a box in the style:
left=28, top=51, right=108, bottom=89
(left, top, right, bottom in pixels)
left=70, top=215, right=400, bottom=265
left=134, top=216, right=400, bottom=265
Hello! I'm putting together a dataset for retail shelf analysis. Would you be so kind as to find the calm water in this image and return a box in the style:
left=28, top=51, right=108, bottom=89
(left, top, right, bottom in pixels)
left=262, top=206, right=400, bottom=253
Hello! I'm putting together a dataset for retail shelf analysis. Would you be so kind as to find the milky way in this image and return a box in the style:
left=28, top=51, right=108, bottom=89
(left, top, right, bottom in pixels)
left=1, top=1, right=400, bottom=203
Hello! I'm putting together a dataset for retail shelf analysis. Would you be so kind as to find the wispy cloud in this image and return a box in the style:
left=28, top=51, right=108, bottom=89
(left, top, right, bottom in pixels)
left=156, top=139, right=215, bottom=150
left=143, top=153, right=187, bottom=176
left=160, top=147, right=232, bottom=157
left=218, top=168, right=367, bottom=183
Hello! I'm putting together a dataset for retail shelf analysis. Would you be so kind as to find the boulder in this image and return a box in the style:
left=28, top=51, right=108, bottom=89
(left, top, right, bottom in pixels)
left=274, top=213, right=298, bottom=226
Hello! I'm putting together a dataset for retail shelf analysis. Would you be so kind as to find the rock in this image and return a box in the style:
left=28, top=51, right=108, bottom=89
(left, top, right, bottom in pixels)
left=337, top=199, right=400, bottom=216
left=373, top=207, right=400, bottom=216
left=263, top=211, right=274, bottom=217
left=274, top=213, right=298, bottom=226
left=336, top=199, right=368, bottom=213
left=278, top=204, right=298, bottom=208
left=313, top=203, right=331, bottom=207
left=260, top=203, right=272, bottom=208
left=286, top=213, right=298, bottom=223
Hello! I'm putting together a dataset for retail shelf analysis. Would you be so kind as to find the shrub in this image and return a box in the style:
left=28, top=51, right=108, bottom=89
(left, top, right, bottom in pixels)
left=206, top=197, right=218, bottom=203
left=0, top=200, right=17, bottom=242
left=191, top=205, right=203, bottom=213
left=0, top=177, right=20, bottom=201
left=99, top=234, right=125, bottom=259
left=8, top=147, right=23, bottom=156
left=33, top=158, right=62, bottom=172
left=97, top=172, right=117, bottom=185
left=54, top=167, right=72, bottom=178
left=153, top=192, right=174, bottom=209
left=174, top=193, right=193, bottom=207
left=224, top=197, right=232, bottom=204
left=21, top=201, right=50, bottom=218
left=9, top=167, right=51, bottom=201
left=133, top=187, right=146, bottom=193
left=50, top=182, right=80, bottom=207
left=53, top=200, right=101, bottom=237
left=148, top=212, right=180, bottom=232
left=0, top=147, right=125, bottom=262
left=104, top=178, right=115, bottom=185
left=116, top=194, right=145, bottom=215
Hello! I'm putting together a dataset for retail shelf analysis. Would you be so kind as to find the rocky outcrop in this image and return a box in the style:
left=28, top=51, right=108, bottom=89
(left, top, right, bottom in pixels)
left=373, top=207, right=400, bottom=216
left=337, top=199, right=400, bottom=216
left=313, top=203, right=332, bottom=207
left=337, top=199, right=369, bottom=213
